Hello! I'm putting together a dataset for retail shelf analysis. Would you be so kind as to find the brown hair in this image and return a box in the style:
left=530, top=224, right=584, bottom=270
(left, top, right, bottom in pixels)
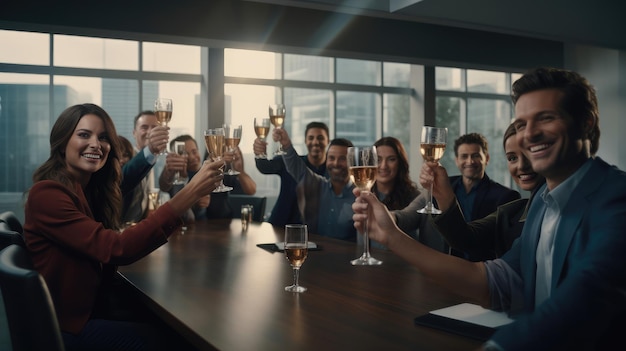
left=371, top=137, right=420, bottom=210
left=511, top=67, right=600, bottom=155
left=32, top=103, right=122, bottom=229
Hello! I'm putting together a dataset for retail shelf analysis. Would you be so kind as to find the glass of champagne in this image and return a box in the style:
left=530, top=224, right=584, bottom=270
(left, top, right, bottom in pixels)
left=269, top=104, right=286, bottom=155
left=154, top=98, right=172, bottom=155
left=223, top=124, right=242, bottom=175
left=417, top=126, right=448, bottom=215
left=172, top=141, right=187, bottom=185
left=204, top=128, right=233, bottom=193
left=254, top=117, right=271, bottom=159
left=348, top=146, right=382, bottom=266
left=284, top=224, right=308, bottom=293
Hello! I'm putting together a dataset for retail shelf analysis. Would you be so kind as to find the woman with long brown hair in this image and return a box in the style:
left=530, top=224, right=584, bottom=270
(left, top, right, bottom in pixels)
left=24, top=103, right=223, bottom=350
left=371, top=136, right=420, bottom=211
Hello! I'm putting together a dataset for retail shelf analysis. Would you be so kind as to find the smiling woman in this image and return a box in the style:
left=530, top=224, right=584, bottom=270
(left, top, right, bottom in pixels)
left=22, top=103, right=225, bottom=350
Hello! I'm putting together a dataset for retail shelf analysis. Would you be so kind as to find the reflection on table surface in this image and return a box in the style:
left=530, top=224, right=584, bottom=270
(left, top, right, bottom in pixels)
left=118, top=219, right=481, bottom=351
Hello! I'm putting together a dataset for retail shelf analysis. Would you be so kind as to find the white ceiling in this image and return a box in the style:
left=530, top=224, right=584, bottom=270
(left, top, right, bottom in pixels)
left=248, top=0, right=626, bottom=50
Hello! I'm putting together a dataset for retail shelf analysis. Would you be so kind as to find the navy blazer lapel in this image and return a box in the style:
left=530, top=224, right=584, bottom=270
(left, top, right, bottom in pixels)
left=520, top=183, right=547, bottom=308
left=551, top=159, right=605, bottom=288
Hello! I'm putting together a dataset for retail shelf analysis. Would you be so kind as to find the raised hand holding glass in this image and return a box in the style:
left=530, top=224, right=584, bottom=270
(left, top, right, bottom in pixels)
left=417, top=126, right=447, bottom=215
left=204, top=128, right=233, bottom=193
left=154, top=98, right=172, bottom=155
left=348, top=146, right=382, bottom=266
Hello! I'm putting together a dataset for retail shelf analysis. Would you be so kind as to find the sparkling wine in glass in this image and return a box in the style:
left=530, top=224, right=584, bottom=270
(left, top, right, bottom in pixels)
left=417, top=126, right=447, bottom=215
left=269, top=104, right=286, bottom=155
left=154, top=98, right=172, bottom=155
left=204, top=128, right=233, bottom=193
left=348, top=146, right=382, bottom=266
left=223, top=124, right=242, bottom=175
left=284, top=224, right=308, bottom=293
left=172, top=141, right=187, bottom=185
left=254, top=117, right=271, bottom=159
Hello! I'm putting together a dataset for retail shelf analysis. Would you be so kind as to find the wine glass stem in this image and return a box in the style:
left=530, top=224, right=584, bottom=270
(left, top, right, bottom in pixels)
left=428, top=182, right=434, bottom=212
left=277, top=127, right=283, bottom=152
left=362, top=215, right=371, bottom=258
left=292, top=267, right=300, bottom=287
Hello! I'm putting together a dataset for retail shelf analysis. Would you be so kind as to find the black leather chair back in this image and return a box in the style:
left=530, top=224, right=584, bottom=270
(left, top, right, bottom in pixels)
left=227, top=195, right=267, bottom=222
left=0, top=230, right=24, bottom=251
left=0, top=244, right=65, bottom=351
left=0, top=212, right=23, bottom=235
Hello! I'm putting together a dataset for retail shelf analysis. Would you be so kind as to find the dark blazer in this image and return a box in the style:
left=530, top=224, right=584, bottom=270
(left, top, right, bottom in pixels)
left=434, top=197, right=528, bottom=261
left=432, top=180, right=543, bottom=260
left=446, top=173, right=521, bottom=221
left=121, top=149, right=154, bottom=222
left=23, top=180, right=181, bottom=334
left=490, top=157, right=626, bottom=350
left=255, top=155, right=326, bottom=226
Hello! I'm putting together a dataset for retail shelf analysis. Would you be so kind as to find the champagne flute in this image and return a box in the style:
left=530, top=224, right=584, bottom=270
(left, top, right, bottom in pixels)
left=223, top=124, right=242, bottom=175
left=348, top=146, right=382, bottom=266
left=284, top=224, right=308, bottom=293
left=254, top=117, right=271, bottom=159
left=154, top=98, right=172, bottom=155
left=172, top=141, right=187, bottom=185
left=148, top=188, right=160, bottom=211
left=204, top=128, right=233, bottom=193
left=269, top=104, right=286, bottom=155
left=417, top=126, right=448, bottom=215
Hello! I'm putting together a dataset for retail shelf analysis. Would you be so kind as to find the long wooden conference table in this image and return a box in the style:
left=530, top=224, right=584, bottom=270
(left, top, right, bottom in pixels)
left=118, top=219, right=482, bottom=351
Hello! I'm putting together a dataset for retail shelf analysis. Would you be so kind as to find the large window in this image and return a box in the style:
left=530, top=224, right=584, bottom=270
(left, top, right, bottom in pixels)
left=223, top=49, right=412, bottom=218
left=0, top=29, right=205, bottom=220
left=435, top=67, right=519, bottom=192
left=1, top=26, right=521, bottom=222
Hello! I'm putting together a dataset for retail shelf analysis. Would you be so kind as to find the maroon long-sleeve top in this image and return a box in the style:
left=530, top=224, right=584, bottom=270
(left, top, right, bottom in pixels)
left=23, top=180, right=182, bottom=334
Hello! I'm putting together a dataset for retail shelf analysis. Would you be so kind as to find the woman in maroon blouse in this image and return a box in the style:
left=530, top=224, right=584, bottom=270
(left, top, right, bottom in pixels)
left=23, top=103, right=223, bottom=350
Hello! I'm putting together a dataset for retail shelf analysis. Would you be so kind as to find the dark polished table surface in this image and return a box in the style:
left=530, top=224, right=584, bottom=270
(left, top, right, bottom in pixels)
left=118, top=219, right=481, bottom=351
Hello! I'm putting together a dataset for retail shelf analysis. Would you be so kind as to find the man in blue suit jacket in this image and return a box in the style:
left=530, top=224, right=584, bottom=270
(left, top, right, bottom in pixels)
left=395, top=133, right=520, bottom=260
left=351, top=67, right=624, bottom=350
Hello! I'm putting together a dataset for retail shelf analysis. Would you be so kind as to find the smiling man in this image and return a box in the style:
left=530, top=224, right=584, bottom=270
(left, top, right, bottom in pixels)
left=451, top=133, right=521, bottom=222
left=274, top=127, right=356, bottom=241
left=253, top=121, right=329, bottom=226
left=351, top=67, right=626, bottom=351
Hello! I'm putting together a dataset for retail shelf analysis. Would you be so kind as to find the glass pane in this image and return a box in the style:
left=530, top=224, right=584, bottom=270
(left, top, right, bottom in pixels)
left=53, top=76, right=103, bottom=115
left=0, top=30, right=49, bottom=65
left=435, top=96, right=462, bottom=174
left=336, top=91, right=379, bottom=145
left=467, top=69, right=508, bottom=94
left=285, top=88, right=332, bottom=154
left=54, top=35, right=138, bottom=70
left=284, top=54, right=333, bottom=82
left=436, top=67, right=464, bottom=91
left=224, top=49, right=281, bottom=79
left=0, top=73, right=50, bottom=199
left=467, top=98, right=513, bottom=187
left=383, top=93, right=410, bottom=149
left=383, top=62, right=410, bottom=87
left=143, top=42, right=201, bottom=74
left=53, top=76, right=139, bottom=141
left=142, top=81, right=201, bottom=144
left=225, top=83, right=280, bottom=220
left=337, top=59, right=381, bottom=86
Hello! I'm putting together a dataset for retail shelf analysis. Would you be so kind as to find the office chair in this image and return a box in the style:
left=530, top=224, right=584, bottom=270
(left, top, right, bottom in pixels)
left=0, top=230, right=24, bottom=251
left=0, top=244, right=65, bottom=351
left=227, top=195, right=267, bottom=222
left=0, top=212, right=23, bottom=235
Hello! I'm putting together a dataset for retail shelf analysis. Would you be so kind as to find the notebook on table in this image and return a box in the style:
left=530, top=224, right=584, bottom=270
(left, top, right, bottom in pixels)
left=414, top=303, right=514, bottom=341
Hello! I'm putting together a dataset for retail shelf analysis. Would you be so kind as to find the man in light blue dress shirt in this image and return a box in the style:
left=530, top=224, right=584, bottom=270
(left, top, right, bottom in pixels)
left=351, top=67, right=625, bottom=350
